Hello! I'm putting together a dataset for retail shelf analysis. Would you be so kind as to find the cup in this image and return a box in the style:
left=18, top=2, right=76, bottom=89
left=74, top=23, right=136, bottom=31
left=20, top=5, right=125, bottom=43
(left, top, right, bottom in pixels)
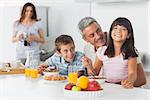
left=68, top=65, right=78, bottom=84
left=30, top=69, right=38, bottom=78
left=68, top=72, right=78, bottom=85
left=25, top=68, right=31, bottom=77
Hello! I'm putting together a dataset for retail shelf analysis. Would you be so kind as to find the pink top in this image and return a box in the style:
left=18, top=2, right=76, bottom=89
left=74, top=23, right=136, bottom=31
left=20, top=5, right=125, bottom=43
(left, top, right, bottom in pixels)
left=96, top=46, right=128, bottom=83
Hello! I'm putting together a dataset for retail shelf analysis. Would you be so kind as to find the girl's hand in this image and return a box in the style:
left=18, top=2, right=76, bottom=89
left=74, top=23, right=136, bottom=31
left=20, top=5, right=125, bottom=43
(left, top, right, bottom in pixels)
left=121, top=79, right=134, bottom=89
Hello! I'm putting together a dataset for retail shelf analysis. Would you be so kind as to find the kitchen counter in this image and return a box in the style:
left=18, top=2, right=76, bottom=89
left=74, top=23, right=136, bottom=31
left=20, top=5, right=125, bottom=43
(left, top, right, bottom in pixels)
left=0, top=75, right=149, bottom=100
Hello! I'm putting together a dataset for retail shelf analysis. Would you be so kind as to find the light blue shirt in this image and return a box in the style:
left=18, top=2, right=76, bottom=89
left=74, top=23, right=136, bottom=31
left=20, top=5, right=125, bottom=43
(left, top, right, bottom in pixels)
left=13, top=21, right=42, bottom=59
left=45, top=51, right=86, bottom=75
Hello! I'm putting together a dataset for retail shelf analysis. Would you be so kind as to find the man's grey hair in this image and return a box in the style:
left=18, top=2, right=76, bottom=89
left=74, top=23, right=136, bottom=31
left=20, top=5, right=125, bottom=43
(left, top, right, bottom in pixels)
left=78, top=17, right=100, bottom=37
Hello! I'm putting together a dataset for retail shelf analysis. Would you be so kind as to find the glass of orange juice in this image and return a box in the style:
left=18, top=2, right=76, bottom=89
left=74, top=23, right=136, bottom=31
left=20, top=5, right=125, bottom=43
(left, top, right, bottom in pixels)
left=25, top=68, right=31, bottom=77
left=68, top=66, right=78, bottom=85
left=30, top=69, right=38, bottom=78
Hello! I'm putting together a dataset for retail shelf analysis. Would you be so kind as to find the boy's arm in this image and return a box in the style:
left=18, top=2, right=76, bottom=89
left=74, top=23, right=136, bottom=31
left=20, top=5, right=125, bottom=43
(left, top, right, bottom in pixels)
left=82, top=55, right=102, bottom=76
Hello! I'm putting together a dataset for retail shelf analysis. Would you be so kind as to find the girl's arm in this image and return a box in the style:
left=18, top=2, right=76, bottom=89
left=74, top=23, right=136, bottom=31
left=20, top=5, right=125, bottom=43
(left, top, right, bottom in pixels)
left=121, top=57, right=137, bottom=88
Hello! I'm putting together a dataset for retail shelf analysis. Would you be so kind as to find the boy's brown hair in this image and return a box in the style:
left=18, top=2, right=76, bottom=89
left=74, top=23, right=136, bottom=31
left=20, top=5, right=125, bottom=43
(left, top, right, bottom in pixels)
left=55, top=34, right=75, bottom=52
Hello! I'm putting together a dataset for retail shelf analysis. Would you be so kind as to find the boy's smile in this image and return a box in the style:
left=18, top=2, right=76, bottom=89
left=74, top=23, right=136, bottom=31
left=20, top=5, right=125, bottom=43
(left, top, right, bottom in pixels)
left=59, top=43, right=75, bottom=62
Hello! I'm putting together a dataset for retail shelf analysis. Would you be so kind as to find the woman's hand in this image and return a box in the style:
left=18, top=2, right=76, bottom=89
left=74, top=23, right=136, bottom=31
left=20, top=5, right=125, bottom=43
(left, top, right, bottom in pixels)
left=27, top=34, right=35, bottom=43
left=17, top=33, right=24, bottom=41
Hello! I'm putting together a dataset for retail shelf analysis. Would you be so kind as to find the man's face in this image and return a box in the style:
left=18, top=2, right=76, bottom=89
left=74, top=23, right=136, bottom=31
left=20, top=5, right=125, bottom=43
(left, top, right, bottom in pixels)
left=82, top=22, right=106, bottom=48
left=59, top=43, right=75, bottom=62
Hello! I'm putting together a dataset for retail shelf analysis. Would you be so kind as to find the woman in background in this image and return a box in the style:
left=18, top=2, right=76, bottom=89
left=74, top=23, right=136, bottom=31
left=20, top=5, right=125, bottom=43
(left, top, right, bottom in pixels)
left=12, top=2, right=45, bottom=65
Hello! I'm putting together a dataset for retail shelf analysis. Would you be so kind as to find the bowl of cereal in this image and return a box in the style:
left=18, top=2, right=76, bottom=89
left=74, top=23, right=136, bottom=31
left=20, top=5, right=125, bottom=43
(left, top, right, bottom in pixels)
left=43, top=67, right=59, bottom=76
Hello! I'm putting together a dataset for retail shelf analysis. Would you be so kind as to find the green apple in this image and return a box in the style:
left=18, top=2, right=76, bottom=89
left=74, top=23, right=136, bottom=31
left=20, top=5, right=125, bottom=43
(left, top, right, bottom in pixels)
left=71, top=86, right=81, bottom=91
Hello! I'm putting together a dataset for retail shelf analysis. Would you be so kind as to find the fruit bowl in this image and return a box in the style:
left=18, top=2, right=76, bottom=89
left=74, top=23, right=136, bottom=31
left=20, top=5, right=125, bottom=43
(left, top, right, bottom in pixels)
left=64, top=77, right=104, bottom=99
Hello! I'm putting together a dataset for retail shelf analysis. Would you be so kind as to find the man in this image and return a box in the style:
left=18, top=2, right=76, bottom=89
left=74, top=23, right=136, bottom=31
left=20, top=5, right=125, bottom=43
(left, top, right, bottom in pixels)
left=78, top=17, right=146, bottom=87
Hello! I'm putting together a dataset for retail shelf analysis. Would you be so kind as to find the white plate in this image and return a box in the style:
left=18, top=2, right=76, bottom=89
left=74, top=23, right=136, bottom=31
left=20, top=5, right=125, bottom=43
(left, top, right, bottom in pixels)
left=88, top=76, right=106, bottom=84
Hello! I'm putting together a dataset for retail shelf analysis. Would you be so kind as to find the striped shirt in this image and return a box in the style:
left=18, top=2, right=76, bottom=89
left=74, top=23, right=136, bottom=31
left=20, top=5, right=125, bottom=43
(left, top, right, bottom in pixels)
left=45, top=51, right=86, bottom=75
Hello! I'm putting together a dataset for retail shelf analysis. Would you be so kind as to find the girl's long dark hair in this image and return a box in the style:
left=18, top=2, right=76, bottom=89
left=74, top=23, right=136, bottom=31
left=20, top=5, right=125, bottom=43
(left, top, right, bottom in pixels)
left=19, top=2, right=38, bottom=22
left=104, top=17, right=138, bottom=59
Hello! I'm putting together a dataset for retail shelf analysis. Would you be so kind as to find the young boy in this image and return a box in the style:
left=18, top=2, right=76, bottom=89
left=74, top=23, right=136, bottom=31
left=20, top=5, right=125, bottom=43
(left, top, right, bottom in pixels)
left=38, top=34, right=86, bottom=76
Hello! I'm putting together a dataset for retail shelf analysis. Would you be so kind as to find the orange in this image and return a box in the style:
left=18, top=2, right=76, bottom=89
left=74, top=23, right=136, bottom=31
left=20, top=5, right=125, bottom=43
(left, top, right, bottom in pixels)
left=76, top=76, right=89, bottom=89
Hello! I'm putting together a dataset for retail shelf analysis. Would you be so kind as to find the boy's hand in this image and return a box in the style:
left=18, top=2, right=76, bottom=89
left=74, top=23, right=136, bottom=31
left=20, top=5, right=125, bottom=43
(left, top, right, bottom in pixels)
left=82, top=56, right=95, bottom=75
left=37, top=64, right=48, bottom=74
left=82, top=56, right=92, bottom=68
left=121, top=79, right=134, bottom=89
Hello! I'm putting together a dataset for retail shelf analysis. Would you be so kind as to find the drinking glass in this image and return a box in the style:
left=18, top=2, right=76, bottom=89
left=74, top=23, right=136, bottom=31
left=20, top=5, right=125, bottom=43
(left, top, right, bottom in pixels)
left=68, top=65, right=78, bottom=85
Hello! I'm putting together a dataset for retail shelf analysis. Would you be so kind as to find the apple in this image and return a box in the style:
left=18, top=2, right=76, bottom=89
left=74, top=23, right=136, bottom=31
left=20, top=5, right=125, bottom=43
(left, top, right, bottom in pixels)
left=85, top=80, right=102, bottom=91
left=72, top=86, right=81, bottom=91
left=64, top=83, right=75, bottom=90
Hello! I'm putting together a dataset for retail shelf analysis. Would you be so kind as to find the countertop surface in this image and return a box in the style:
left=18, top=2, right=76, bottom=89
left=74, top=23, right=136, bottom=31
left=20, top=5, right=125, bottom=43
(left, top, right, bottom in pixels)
left=0, top=74, right=149, bottom=100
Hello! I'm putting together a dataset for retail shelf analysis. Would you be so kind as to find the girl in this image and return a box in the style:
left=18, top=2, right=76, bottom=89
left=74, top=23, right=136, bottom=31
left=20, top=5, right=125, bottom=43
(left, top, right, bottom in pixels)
left=83, top=17, right=138, bottom=88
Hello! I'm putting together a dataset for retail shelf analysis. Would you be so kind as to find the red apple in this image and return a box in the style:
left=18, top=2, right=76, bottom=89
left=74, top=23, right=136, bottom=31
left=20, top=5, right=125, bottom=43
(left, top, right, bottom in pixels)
left=64, top=83, right=75, bottom=90
left=85, top=80, right=102, bottom=91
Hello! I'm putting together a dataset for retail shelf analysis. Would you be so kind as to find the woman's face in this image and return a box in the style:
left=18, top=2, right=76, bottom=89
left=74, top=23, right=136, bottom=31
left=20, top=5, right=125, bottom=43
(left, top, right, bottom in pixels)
left=25, top=6, right=33, bottom=18
left=111, top=25, right=129, bottom=43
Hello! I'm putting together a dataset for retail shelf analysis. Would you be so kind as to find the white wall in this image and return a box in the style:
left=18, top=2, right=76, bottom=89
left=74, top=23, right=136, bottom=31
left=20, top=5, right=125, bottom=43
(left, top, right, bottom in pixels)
left=0, top=0, right=90, bottom=61
left=0, top=0, right=149, bottom=62
left=91, top=2, right=148, bottom=53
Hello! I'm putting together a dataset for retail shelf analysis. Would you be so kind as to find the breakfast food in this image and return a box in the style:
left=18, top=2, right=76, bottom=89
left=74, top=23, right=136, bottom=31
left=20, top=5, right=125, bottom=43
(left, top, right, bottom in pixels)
left=44, top=68, right=59, bottom=72
left=64, top=76, right=102, bottom=91
left=65, top=83, right=75, bottom=90
left=44, top=75, right=67, bottom=81
left=76, top=76, right=89, bottom=89
left=64, top=76, right=103, bottom=98
left=85, top=80, right=102, bottom=91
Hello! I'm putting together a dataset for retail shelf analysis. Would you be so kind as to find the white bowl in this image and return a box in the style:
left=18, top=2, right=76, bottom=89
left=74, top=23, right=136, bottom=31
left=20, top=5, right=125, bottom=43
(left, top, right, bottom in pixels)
left=64, top=89, right=104, bottom=99
left=43, top=71, right=59, bottom=76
